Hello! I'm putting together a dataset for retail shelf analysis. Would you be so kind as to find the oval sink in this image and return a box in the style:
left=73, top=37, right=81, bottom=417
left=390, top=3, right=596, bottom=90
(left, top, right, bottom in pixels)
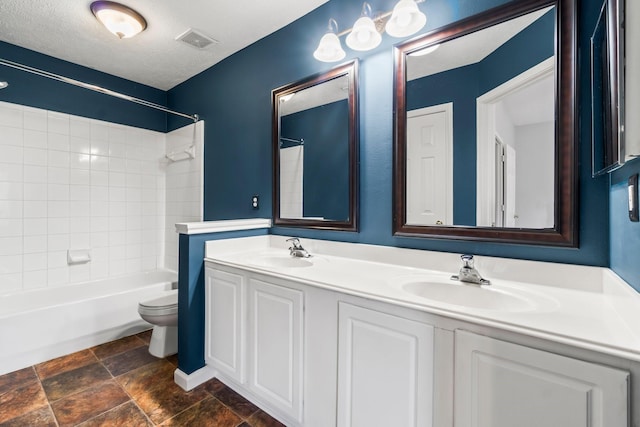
left=252, top=256, right=313, bottom=269
left=402, top=280, right=540, bottom=312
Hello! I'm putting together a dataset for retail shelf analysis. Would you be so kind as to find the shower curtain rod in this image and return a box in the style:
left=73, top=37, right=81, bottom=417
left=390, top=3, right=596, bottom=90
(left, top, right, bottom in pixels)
left=0, top=58, right=199, bottom=122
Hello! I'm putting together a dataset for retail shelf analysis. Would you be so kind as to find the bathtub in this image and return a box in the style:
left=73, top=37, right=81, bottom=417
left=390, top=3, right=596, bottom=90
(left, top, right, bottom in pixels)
left=0, top=270, right=177, bottom=375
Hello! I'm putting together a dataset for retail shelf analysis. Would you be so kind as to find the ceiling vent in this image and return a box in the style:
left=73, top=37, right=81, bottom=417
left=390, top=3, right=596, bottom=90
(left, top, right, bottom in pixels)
left=175, top=29, right=218, bottom=49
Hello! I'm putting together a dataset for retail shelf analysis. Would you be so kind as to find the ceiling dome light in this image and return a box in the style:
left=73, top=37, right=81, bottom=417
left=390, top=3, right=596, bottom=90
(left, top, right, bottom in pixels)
left=385, top=0, right=427, bottom=38
left=0, top=81, right=8, bottom=89
left=313, top=19, right=346, bottom=63
left=91, top=1, right=147, bottom=39
left=346, top=3, right=382, bottom=51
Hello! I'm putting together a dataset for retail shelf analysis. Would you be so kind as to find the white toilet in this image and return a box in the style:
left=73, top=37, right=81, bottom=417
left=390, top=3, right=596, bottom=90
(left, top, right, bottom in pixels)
left=138, top=289, right=178, bottom=358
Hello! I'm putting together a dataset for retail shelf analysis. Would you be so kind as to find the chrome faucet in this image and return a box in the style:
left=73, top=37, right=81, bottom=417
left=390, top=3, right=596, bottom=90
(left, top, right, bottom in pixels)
left=451, top=254, right=491, bottom=285
left=286, top=238, right=311, bottom=258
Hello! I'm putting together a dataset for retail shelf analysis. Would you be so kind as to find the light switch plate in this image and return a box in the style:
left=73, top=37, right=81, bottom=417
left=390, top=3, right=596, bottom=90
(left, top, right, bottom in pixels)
left=629, top=174, right=638, bottom=221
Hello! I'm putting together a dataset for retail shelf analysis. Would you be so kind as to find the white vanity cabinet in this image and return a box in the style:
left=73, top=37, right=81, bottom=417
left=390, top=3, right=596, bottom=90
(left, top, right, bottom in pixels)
left=336, top=302, right=435, bottom=427
left=454, top=330, right=630, bottom=427
left=205, top=267, right=245, bottom=383
left=204, top=265, right=305, bottom=424
left=247, top=277, right=304, bottom=423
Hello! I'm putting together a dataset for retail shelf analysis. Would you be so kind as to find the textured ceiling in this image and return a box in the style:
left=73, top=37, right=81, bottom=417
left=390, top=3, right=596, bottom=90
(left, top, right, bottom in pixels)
left=0, top=0, right=328, bottom=90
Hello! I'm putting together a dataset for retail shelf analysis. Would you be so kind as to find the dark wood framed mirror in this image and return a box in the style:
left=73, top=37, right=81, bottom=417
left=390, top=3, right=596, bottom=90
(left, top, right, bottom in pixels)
left=393, top=0, right=577, bottom=246
left=273, top=60, right=359, bottom=231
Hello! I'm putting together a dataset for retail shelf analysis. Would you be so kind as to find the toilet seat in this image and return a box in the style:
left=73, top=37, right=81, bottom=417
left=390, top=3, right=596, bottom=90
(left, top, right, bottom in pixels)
left=138, top=289, right=178, bottom=317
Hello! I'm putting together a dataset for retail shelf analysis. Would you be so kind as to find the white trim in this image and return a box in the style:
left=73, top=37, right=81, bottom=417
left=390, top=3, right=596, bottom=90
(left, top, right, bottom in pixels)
left=174, top=366, right=216, bottom=391
left=476, top=57, right=555, bottom=226
left=175, top=219, right=272, bottom=235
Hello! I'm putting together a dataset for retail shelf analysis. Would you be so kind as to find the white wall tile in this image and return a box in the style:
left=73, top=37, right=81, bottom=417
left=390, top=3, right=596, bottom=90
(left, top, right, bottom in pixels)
left=48, top=184, right=69, bottom=201
left=70, top=117, right=91, bottom=139
left=0, top=254, right=22, bottom=274
left=70, top=169, right=90, bottom=185
left=90, top=121, right=109, bottom=142
left=48, top=151, right=69, bottom=168
left=48, top=201, right=69, bottom=218
left=91, top=140, right=109, bottom=157
left=0, top=236, right=22, bottom=255
left=48, top=267, right=69, bottom=286
left=23, top=253, right=47, bottom=271
left=70, top=153, right=91, bottom=170
left=0, top=201, right=23, bottom=219
left=48, top=133, right=69, bottom=152
left=69, top=201, right=90, bottom=217
left=0, top=103, right=179, bottom=294
left=0, top=182, right=23, bottom=200
left=48, top=218, right=69, bottom=235
left=24, top=183, right=47, bottom=201
left=47, top=112, right=69, bottom=135
left=47, top=251, right=67, bottom=269
left=24, top=235, right=47, bottom=253
left=0, top=145, right=24, bottom=164
left=70, top=137, right=91, bottom=154
left=0, top=103, right=23, bottom=128
left=23, top=270, right=46, bottom=290
left=23, top=201, right=48, bottom=219
left=23, top=165, right=46, bottom=183
left=0, top=126, right=23, bottom=146
left=23, top=147, right=47, bottom=166
left=23, top=107, right=47, bottom=132
left=90, top=171, right=108, bottom=187
left=48, top=234, right=69, bottom=251
left=0, top=273, right=22, bottom=293
left=0, top=163, right=23, bottom=183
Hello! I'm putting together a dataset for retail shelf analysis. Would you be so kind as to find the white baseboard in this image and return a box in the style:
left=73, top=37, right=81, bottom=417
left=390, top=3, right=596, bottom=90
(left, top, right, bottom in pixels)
left=174, top=365, right=216, bottom=391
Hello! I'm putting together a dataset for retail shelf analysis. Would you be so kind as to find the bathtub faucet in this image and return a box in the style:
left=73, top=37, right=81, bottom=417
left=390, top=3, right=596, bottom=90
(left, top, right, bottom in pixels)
left=286, top=238, right=311, bottom=258
left=451, top=254, right=491, bottom=285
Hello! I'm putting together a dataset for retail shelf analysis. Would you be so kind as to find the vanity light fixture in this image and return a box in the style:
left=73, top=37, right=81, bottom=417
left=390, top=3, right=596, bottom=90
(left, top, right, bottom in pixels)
left=90, top=1, right=147, bottom=39
left=385, top=0, right=427, bottom=37
left=314, top=19, right=347, bottom=63
left=346, top=3, right=382, bottom=51
left=314, top=0, right=426, bottom=62
left=0, top=81, right=8, bottom=89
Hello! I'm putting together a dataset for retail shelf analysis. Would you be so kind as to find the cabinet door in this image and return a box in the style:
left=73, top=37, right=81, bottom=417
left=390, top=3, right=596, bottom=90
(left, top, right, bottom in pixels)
left=454, top=330, right=629, bottom=427
left=248, top=278, right=304, bottom=423
left=205, top=267, right=245, bottom=384
left=337, top=302, right=435, bottom=427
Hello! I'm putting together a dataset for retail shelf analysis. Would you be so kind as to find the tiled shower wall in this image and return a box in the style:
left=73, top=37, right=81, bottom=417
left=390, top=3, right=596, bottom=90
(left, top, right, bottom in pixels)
left=0, top=101, right=167, bottom=294
left=164, top=122, right=204, bottom=271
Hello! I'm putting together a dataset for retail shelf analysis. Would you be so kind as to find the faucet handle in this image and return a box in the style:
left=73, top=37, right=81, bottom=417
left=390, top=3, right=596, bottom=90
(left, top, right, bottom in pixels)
left=286, top=237, right=302, bottom=249
left=461, top=254, right=474, bottom=268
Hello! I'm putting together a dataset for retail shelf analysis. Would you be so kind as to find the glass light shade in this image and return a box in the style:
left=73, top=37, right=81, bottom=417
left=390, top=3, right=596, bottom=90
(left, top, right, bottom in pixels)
left=313, top=33, right=346, bottom=62
left=91, top=1, right=147, bottom=39
left=385, top=0, right=427, bottom=38
left=346, top=16, right=382, bottom=51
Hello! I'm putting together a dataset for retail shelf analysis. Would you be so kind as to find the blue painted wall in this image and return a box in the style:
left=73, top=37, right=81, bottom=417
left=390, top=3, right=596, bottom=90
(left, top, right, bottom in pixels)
left=281, top=100, right=350, bottom=220
left=168, top=0, right=609, bottom=267
left=0, top=41, right=169, bottom=132
left=610, top=160, right=640, bottom=292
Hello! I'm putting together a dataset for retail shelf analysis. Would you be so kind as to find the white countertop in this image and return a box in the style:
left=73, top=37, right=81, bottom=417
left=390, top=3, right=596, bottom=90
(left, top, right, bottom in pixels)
left=204, top=235, right=640, bottom=363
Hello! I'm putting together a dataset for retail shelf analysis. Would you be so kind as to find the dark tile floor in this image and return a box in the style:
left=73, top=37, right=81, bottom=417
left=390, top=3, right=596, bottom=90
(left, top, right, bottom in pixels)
left=0, top=331, right=285, bottom=427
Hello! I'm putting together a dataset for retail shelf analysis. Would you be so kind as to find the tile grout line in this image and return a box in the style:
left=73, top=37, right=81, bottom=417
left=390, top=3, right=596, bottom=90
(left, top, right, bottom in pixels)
left=88, top=340, right=157, bottom=427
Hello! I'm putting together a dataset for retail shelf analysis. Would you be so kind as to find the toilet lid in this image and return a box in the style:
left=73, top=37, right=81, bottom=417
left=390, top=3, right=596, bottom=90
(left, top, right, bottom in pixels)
left=139, top=289, right=178, bottom=309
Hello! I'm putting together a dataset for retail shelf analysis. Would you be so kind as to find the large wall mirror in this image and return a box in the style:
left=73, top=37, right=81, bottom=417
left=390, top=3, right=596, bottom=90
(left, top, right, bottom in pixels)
left=393, top=0, right=577, bottom=246
left=273, top=60, right=359, bottom=231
